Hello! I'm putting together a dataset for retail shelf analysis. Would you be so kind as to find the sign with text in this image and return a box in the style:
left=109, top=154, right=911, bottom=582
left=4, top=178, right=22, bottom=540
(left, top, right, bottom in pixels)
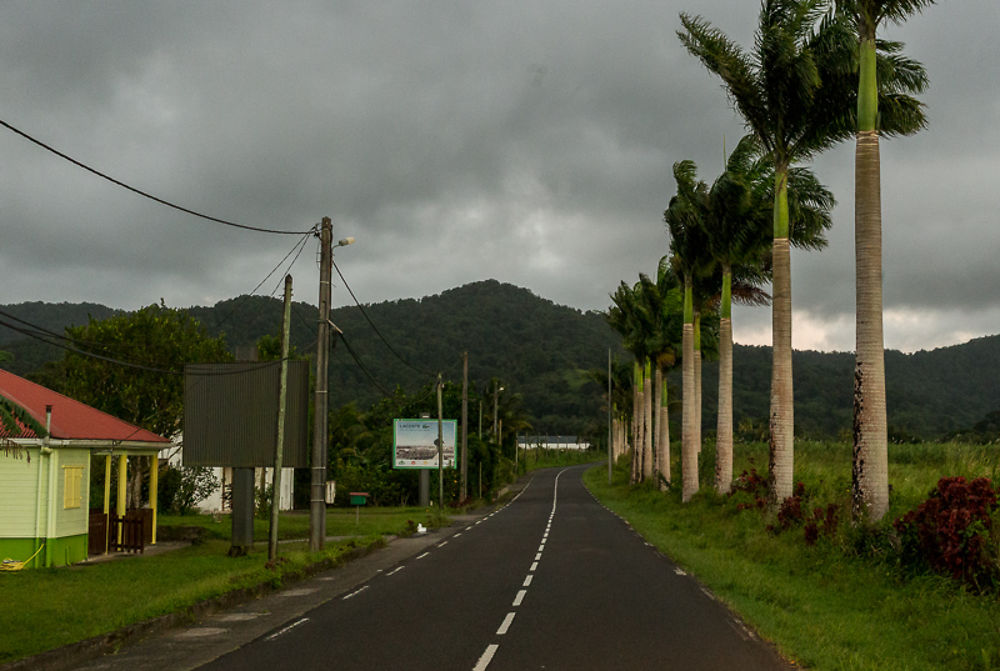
left=393, top=419, right=458, bottom=469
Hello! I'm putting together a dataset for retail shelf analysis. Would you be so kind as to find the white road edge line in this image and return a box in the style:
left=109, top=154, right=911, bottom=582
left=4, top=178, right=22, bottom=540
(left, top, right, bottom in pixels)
left=265, top=617, right=309, bottom=641
left=416, top=552, right=430, bottom=560
left=473, top=644, right=499, bottom=671
left=342, top=586, right=369, bottom=600
left=386, top=566, right=404, bottom=576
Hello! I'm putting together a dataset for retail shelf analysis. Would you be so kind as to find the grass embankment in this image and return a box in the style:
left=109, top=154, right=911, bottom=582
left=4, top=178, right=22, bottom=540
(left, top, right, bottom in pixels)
left=584, top=440, right=1000, bottom=671
left=0, top=507, right=442, bottom=665
left=522, top=447, right=603, bottom=473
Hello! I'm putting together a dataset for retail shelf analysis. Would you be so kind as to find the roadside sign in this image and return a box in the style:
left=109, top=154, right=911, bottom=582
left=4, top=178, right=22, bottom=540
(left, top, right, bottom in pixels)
left=393, top=419, right=458, bottom=469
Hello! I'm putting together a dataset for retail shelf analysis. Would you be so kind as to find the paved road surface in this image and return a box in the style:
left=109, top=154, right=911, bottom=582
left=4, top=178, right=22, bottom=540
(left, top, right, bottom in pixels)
left=195, top=465, right=790, bottom=671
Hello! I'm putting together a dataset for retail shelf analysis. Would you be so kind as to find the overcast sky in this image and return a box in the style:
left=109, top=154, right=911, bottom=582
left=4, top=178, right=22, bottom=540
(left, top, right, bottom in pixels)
left=1, top=1, right=996, bottom=354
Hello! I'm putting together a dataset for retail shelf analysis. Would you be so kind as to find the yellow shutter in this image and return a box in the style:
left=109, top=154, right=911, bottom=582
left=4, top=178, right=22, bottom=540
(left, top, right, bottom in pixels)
left=63, top=466, right=83, bottom=509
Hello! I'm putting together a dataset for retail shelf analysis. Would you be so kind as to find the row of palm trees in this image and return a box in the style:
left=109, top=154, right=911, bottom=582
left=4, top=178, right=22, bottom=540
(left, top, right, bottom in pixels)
left=608, top=0, right=934, bottom=521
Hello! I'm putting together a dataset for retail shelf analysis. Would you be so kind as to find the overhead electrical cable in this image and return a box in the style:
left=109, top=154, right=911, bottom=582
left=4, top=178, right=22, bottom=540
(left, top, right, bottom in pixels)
left=0, top=118, right=312, bottom=236
left=0, top=315, right=294, bottom=377
left=335, top=331, right=394, bottom=398
left=332, top=258, right=435, bottom=379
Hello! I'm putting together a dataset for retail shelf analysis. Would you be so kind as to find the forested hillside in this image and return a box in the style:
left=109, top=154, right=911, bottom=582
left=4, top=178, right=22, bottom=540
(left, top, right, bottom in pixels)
left=1, top=282, right=998, bottom=440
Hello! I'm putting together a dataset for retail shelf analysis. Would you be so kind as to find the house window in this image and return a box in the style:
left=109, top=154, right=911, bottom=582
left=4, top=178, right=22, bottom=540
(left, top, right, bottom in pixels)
left=63, top=465, right=84, bottom=509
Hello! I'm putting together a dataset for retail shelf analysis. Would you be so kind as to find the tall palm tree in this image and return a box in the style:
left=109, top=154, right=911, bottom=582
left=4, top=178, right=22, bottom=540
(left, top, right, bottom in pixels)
left=665, top=161, right=715, bottom=502
left=636, top=265, right=683, bottom=489
left=608, top=281, right=648, bottom=484
left=700, top=136, right=772, bottom=493
left=836, top=0, right=931, bottom=521
left=706, top=136, right=837, bottom=493
left=679, top=1, right=855, bottom=501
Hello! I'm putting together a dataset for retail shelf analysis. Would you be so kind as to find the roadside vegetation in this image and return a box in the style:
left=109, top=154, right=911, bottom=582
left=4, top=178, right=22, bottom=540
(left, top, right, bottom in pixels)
left=0, top=507, right=443, bottom=666
left=584, top=439, right=1000, bottom=670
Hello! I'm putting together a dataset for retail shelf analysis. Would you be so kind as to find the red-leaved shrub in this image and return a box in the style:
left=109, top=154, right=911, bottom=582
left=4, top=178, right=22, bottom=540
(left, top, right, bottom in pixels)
left=893, top=476, right=999, bottom=590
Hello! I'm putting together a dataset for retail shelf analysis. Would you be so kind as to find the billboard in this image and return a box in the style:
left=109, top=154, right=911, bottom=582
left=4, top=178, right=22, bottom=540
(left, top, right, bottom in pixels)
left=183, top=361, right=309, bottom=467
left=393, top=418, right=458, bottom=469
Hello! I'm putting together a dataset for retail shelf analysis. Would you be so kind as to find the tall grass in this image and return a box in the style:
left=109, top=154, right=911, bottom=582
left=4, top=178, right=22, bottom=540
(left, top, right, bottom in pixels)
left=584, top=440, right=1000, bottom=671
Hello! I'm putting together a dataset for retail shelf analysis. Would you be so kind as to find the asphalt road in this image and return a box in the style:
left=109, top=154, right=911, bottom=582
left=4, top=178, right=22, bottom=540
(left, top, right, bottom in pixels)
left=197, top=465, right=791, bottom=671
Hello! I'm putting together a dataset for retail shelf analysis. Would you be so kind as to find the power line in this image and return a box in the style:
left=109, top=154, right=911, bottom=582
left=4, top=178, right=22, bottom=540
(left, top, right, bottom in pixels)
left=254, top=231, right=316, bottom=298
left=268, top=235, right=313, bottom=298
left=0, top=118, right=312, bottom=236
left=332, top=258, right=435, bottom=379
left=0, top=314, right=297, bottom=377
left=335, top=331, right=394, bottom=398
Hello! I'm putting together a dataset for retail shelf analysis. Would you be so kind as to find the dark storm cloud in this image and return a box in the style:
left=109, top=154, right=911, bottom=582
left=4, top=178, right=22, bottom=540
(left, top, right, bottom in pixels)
left=0, top=1, right=996, bottom=351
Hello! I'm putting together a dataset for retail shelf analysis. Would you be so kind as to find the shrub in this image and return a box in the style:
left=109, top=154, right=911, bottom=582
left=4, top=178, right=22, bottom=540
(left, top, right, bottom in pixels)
left=893, top=476, right=999, bottom=591
left=804, top=504, right=840, bottom=546
left=157, top=465, right=219, bottom=514
left=731, top=467, right=769, bottom=510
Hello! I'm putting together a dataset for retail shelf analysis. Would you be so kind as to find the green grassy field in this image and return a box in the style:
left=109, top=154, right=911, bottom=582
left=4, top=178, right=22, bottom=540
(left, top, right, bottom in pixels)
left=522, top=447, right=603, bottom=472
left=583, top=440, right=1000, bottom=671
left=0, top=507, right=442, bottom=665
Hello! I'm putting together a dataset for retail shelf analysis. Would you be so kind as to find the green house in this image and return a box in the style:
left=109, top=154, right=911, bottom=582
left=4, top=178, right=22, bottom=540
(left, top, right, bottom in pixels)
left=0, top=370, right=169, bottom=568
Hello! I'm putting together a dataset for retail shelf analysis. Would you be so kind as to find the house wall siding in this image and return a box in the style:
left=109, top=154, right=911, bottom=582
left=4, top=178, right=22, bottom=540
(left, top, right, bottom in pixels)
left=0, top=447, right=45, bottom=537
left=55, top=450, right=90, bottom=538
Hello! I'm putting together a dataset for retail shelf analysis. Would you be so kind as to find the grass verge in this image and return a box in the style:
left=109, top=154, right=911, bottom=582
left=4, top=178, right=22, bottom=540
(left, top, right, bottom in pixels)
left=522, top=447, right=603, bottom=473
left=583, top=440, right=1000, bottom=671
left=0, top=507, right=444, bottom=665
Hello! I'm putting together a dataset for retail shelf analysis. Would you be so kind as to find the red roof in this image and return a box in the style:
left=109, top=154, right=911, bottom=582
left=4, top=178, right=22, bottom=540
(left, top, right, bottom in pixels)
left=0, top=369, right=168, bottom=444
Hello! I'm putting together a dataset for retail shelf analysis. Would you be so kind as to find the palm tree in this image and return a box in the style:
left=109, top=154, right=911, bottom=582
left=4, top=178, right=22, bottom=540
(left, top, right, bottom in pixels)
left=679, top=1, right=855, bottom=501
left=700, top=136, right=772, bottom=493
left=704, top=136, right=837, bottom=493
left=665, top=161, right=715, bottom=502
left=609, top=272, right=683, bottom=486
left=636, top=265, right=683, bottom=489
left=608, top=281, right=648, bottom=483
left=836, top=0, right=932, bottom=521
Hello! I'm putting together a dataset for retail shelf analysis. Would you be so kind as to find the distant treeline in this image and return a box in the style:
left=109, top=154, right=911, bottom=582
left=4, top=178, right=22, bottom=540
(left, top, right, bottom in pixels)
left=1, top=280, right=998, bottom=441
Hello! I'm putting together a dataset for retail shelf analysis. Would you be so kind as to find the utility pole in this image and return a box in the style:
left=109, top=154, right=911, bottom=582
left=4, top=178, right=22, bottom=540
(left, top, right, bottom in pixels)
left=461, top=352, right=468, bottom=501
left=492, top=381, right=501, bottom=440
left=269, top=274, right=293, bottom=562
left=310, top=218, right=332, bottom=552
left=608, top=348, right=613, bottom=485
left=436, top=373, right=445, bottom=511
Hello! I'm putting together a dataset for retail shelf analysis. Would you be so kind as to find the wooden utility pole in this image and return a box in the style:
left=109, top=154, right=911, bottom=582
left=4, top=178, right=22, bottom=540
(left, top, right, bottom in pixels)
left=269, top=274, right=293, bottom=562
left=608, top=348, right=613, bottom=485
left=461, top=352, right=468, bottom=501
left=310, top=218, right=332, bottom=552
left=436, top=373, right=444, bottom=511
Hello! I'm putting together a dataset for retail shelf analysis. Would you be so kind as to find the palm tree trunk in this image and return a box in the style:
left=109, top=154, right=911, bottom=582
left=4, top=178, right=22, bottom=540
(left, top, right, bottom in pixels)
left=642, top=359, right=654, bottom=482
left=652, top=363, right=662, bottom=475
left=682, top=279, right=698, bottom=502
left=769, top=169, right=794, bottom=503
left=694, top=311, right=702, bottom=455
left=656, top=364, right=670, bottom=490
left=631, top=361, right=641, bottom=484
left=716, top=265, right=734, bottom=494
left=853, top=31, right=888, bottom=520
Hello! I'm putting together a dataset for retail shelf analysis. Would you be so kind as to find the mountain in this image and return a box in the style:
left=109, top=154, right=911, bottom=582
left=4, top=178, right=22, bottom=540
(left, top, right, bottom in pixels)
left=2, top=282, right=999, bottom=440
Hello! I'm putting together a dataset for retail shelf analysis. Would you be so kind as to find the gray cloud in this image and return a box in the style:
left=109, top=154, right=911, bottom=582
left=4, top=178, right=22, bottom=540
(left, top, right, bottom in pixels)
left=0, top=1, right=996, bottom=353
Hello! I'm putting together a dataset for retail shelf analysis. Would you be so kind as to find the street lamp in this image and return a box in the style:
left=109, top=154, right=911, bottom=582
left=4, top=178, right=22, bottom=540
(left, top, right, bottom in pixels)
left=492, top=382, right=504, bottom=442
